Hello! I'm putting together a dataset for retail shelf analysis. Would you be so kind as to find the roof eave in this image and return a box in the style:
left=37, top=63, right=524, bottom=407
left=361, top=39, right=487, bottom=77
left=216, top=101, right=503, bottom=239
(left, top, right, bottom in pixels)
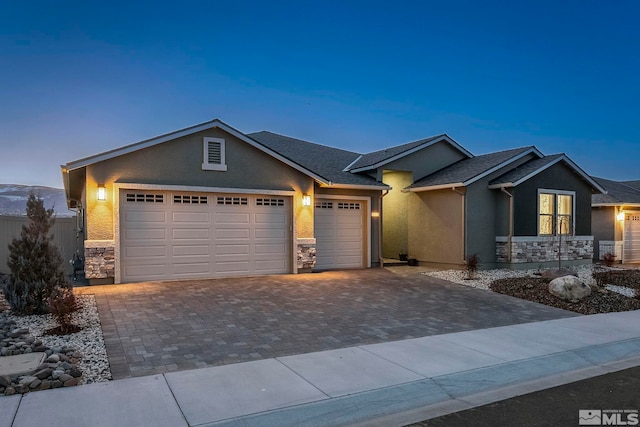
left=592, top=203, right=640, bottom=207
left=318, top=183, right=391, bottom=191
left=405, top=183, right=465, bottom=193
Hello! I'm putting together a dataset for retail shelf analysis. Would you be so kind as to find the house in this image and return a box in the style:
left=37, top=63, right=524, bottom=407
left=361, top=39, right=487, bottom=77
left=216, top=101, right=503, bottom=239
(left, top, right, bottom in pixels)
left=591, top=177, right=640, bottom=263
left=61, top=118, right=603, bottom=284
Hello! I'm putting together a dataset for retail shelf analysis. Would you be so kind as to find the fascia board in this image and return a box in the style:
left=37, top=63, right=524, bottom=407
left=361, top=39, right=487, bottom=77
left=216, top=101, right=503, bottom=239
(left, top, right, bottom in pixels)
left=405, top=182, right=465, bottom=192
left=348, top=135, right=473, bottom=173
left=318, top=183, right=391, bottom=190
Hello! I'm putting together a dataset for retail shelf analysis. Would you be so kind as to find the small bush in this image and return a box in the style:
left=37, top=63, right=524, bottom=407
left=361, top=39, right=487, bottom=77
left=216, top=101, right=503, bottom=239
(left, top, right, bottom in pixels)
left=47, top=288, right=80, bottom=335
left=465, top=253, right=480, bottom=279
left=603, top=252, right=617, bottom=267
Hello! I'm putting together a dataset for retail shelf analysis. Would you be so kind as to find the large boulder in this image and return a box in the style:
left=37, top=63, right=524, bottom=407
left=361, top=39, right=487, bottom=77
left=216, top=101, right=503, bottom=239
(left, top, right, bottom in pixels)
left=541, top=268, right=578, bottom=282
left=548, top=276, right=591, bottom=302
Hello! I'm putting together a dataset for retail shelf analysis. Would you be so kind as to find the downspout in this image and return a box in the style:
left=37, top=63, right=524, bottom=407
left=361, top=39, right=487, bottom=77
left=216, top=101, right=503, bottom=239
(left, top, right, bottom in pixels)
left=378, top=189, right=390, bottom=268
left=501, top=187, right=513, bottom=263
left=452, top=187, right=466, bottom=263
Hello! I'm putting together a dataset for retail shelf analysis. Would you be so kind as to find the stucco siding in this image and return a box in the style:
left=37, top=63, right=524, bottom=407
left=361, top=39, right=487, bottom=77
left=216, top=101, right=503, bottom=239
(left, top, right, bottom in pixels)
left=382, top=142, right=467, bottom=180
left=85, top=128, right=315, bottom=240
left=408, top=189, right=463, bottom=264
left=381, top=170, right=413, bottom=258
left=513, top=162, right=593, bottom=236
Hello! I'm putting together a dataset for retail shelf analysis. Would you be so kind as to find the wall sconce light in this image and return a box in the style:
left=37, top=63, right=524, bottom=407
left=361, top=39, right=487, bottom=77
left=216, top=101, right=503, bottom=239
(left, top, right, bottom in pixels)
left=97, top=185, right=106, bottom=201
left=371, top=211, right=380, bottom=218
left=302, top=194, right=311, bottom=206
left=617, top=210, right=625, bottom=221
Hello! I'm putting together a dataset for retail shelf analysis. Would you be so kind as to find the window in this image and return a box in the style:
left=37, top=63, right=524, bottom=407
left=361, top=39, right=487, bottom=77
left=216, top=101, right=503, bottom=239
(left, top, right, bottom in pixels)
left=126, top=193, right=164, bottom=203
left=216, top=196, right=247, bottom=205
left=202, top=137, right=227, bottom=171
left=256, top=198, right=285, bottom=206
left=539, top=191, right=574, bottom=235
left=174, top=195, right=207, bottom=204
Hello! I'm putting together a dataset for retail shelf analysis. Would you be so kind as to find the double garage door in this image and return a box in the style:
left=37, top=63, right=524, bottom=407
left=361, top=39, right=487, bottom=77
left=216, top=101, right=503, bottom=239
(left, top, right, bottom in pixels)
left=120, top=190, right=291, bottom=283
left=624, top=211, right=640, bottom=263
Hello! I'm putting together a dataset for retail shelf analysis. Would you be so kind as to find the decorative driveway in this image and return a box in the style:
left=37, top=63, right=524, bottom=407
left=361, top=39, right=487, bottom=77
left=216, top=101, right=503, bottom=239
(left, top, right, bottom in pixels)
left=80, top=268, right=578, bottom=380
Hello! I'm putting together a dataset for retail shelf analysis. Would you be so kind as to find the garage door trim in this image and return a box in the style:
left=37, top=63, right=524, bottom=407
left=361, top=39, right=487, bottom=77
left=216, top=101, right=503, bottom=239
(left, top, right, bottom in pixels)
left=113, top=183, right=295, bottom=283
left=315, top=194, right=372, bottom=268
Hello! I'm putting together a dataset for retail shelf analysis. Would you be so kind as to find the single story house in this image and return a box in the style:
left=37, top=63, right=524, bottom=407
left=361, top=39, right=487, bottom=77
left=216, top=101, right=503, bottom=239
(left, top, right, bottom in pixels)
left=61, top=119, right=604, bottom=284
left=592, top=177, right=640, bottom=263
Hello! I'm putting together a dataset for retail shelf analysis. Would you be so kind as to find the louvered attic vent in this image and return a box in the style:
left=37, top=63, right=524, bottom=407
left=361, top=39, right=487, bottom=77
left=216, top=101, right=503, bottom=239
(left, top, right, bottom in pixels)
left=202, top=137, right=227, bottom=171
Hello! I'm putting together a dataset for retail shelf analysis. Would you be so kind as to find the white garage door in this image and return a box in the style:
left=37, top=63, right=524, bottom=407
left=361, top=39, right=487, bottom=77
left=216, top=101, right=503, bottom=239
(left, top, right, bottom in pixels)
left=624, top=212, right=640, bottom=263
left=120, top=191, right=291, bottom=283
left=314, top=199, right=365, bottom=270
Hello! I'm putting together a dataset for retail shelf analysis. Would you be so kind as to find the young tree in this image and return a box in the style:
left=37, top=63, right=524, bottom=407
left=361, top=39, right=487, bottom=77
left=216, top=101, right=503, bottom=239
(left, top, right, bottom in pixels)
left=3, top=193, right=70, bottom=314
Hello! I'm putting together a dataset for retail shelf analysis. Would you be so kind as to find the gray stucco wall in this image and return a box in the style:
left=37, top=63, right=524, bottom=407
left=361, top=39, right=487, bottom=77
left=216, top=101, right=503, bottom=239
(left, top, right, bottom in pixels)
left=512, top=163, right=594, bottom=236
left=382, top=141, right=467, bottom=181
left=591, top=206, right=617, bottom=260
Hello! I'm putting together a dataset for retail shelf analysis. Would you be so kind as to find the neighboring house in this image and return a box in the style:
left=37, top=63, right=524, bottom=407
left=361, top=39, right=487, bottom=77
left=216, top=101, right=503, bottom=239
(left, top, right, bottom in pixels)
left=591, top=177, right=640, bottom=263
left=61, top=119, right=603, bottom=284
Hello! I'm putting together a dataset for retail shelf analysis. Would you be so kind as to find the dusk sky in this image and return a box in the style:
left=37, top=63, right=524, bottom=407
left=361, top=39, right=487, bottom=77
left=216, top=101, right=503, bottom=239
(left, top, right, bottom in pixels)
left=1, top=1, right=638, bottom=188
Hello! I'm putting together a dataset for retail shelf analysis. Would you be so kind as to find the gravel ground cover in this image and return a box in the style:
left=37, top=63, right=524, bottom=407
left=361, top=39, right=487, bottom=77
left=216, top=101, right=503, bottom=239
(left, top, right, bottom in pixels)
left=0, top=292, right=112, bottom=388
left=423, top=265, right=640, bottom=315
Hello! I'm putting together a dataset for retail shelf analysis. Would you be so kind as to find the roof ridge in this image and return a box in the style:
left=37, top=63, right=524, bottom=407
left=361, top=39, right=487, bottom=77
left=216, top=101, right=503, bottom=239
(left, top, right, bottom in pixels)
left=248, top=130, right=362, bottom=157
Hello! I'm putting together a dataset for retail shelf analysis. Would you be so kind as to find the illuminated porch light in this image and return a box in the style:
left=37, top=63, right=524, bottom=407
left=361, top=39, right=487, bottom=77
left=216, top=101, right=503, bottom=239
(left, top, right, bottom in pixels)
left=371, top=211, right=380, bottom=218
left=302, top=194, right=311, bottom=206
left=97, top=185, right=106, bottom=201
left=617, top=210, right=625, bottom=221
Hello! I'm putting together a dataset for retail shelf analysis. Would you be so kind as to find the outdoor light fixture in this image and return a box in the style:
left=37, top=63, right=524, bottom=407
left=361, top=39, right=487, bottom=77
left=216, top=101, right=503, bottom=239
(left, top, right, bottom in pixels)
left=97, top=185, right=106, bottom=201
left=302, top=194, right=311, bottom=206
left=371, top=211, right=380, bottom=218
left=617, top=210, right=625, bottom=221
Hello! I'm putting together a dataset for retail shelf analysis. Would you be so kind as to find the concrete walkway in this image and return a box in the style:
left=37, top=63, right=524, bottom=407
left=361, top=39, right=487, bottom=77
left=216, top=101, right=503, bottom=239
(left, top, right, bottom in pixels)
left=2, top=309, right=640, bottom=427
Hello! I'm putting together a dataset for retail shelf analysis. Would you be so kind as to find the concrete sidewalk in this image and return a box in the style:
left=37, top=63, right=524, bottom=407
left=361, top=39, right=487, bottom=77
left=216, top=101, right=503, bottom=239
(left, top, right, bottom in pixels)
left=2, top=310, right=640, bottom=427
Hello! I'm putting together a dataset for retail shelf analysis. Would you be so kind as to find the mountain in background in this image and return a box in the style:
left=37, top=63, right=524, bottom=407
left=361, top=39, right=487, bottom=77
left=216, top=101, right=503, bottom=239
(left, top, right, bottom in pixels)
left=0, top=184, right=74, bottom=217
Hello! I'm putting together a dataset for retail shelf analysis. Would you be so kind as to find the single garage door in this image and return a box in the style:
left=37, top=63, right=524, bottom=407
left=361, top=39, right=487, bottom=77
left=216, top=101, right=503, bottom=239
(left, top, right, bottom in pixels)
left=314, top=199, right=365, bottom=270
left=624, top=211, right=640, bottom=263
left=120, top=190, right=291, bottom=282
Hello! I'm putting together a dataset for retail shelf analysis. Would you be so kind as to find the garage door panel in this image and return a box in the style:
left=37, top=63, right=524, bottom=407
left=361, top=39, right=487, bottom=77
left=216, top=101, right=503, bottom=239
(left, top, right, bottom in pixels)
left=121, top=191, right=290, bottom=282
left=172, top=212, right=209, bottom=223
left=124, top=228, right=166, bottom=240
left=123, top=211, right=167, bottom=223
left=173, top=228, right=210, bottom=240
left=625, top=213, right=640, bottom=262
left=215, top=213, right=250, bottom=224
left=172, top=245, right=209, bottom=256
left=314, top=199, right=365, bottom=270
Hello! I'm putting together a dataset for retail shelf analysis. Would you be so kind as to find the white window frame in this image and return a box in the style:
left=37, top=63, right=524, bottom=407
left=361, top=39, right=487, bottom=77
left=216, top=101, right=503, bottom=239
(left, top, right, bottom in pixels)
left=202, top=137, right=227, bottom=171
left=537, top=188, right=575, bottom=236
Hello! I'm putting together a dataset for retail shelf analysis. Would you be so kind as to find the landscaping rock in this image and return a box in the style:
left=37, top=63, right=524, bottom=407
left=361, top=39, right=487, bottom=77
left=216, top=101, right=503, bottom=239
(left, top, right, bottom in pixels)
left=549, top=276, right=592, bottom=302
left=541, top=268, right=578, bottom=282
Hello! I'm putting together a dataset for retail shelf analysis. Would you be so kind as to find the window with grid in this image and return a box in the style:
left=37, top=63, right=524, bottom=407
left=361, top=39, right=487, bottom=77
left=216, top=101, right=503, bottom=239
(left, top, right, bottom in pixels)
left=216, top=196, right=248, bottom=205
left=256, top=198, right=284, bottom=206
left=126, top=193, right=164, bottom=203
left=202, top=137, right=227, bottom=171
left=174, top=195, right=207, bottom=204
left=539, top=191, right=574, bottom=235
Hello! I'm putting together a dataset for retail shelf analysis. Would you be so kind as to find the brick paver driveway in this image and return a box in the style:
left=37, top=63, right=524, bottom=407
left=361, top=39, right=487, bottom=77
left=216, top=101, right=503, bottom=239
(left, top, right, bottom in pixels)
left=80, top=268, right=577, bottom=379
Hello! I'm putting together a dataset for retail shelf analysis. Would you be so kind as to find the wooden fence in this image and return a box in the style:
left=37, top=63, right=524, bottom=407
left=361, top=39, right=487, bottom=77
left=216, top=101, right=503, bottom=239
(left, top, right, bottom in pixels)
left=0, top=215, right=82, bottom=275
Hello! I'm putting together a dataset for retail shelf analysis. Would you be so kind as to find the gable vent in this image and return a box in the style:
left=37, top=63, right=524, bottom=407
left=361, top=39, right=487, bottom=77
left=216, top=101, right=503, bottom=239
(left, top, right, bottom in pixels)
left=207, top=141, right=222, bottom=164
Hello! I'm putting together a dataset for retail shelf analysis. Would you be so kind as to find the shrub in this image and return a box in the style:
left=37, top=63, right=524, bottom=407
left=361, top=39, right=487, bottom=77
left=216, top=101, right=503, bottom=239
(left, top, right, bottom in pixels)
left=465, top=253, right=480, bottom=279
left=2, top=193, right=71, bottom=315
left=603, top=252, right=617, bottom=267
left=47, top=287, right=80, bottom=335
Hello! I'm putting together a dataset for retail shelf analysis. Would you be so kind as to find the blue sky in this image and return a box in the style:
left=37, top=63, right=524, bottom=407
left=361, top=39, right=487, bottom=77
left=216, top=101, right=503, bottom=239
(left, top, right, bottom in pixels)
left=1, top=1, right=638, bottom=188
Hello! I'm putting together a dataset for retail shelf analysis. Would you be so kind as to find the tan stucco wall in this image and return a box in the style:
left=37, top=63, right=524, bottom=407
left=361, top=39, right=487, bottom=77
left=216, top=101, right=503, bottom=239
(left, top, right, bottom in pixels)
left=84, top=128, right=315, bottom=241
left=408, top=189, right=464, bottom=264
left=382, top=171, right=413, bottom=258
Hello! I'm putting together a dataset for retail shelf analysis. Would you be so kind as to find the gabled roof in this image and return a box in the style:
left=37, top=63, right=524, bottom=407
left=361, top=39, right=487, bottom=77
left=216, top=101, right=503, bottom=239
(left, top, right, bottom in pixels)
left=346, top=134, right=472, bottom=173
left=592, top=177, right=640, bottom=206
left=488, top=154, right=606, bottom=193
left=406, top=146, right=541, bottom=192
left=247, top=131, right=389, bottom=189
left=622, top=180, right=640, bottom=191
left=61, top=119, right=387, bottom=189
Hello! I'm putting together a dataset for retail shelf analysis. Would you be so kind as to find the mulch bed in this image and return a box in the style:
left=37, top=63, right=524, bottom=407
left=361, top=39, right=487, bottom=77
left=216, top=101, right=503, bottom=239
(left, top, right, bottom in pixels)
left=490, top=269, right=640, bottom=315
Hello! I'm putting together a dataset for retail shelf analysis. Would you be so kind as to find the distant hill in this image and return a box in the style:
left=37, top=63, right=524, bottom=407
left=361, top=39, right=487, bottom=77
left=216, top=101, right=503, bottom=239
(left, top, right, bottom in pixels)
left=0, top=184, right=74, bottom=217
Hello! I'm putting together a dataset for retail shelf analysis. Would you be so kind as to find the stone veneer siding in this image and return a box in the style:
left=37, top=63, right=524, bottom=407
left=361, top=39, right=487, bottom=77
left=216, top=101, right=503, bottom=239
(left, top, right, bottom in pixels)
left=296, top=238, right=316, bottom=270
left=496, top=236, right=594, bottom=264
left=84, top=240, right=115, bottom=279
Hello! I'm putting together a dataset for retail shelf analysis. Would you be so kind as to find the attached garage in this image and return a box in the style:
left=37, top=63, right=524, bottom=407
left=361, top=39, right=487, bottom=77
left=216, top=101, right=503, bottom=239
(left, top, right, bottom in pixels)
left=314, top=198, right=367, bottom=270
left=119, top=190, right=291, bottom=283
left=624, top=211, right=640, bottom=263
